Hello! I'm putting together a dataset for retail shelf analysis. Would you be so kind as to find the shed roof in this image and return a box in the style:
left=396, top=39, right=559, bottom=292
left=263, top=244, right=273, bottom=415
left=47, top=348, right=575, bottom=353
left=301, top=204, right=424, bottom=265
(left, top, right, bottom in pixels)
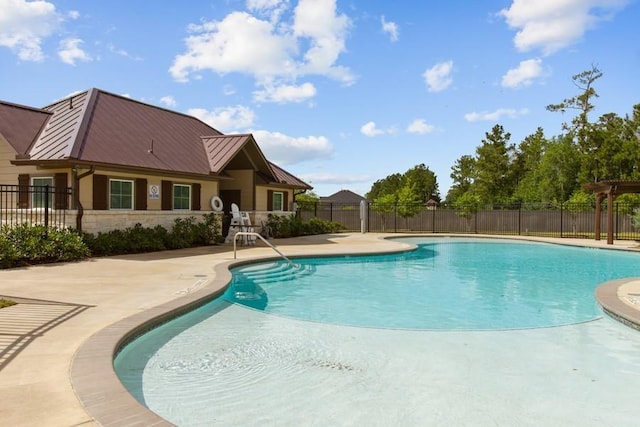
left=268, top=161, right=312, bottom=190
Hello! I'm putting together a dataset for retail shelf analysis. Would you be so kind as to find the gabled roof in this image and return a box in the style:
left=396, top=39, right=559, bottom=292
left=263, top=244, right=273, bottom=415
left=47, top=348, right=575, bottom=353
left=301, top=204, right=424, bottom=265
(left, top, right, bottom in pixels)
left=201, top=134, right=271, bottom=175
left=4, top=88, right=311, bottom=189
left=320, top=189, right=366, bottom=203
left=0, top=100, right=51, bottom=155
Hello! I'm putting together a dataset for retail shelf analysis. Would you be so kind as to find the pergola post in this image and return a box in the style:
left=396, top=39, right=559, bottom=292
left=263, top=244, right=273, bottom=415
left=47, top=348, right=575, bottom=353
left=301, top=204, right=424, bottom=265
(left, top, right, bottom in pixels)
left=584, top=180, right=640, bottom=245
left=594, top=193, right=602, bottom=241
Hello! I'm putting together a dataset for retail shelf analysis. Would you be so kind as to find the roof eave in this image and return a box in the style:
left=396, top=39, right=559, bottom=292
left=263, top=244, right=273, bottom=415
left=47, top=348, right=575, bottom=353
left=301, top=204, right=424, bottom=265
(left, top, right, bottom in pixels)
left=10, top=159, right=225, bottom=181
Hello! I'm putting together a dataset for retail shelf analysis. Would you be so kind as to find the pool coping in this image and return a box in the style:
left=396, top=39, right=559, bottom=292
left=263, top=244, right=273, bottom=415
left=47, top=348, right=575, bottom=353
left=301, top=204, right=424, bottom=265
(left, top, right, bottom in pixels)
left=594, top=278, right=640, bottom=332
left=68, top=235, right=640, bottom=426
left=70, top=243, right=416, bottom=426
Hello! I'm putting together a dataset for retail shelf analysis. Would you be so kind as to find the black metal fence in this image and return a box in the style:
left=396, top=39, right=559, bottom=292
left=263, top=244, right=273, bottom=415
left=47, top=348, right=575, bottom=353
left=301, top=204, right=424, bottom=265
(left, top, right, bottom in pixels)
left=0, top=184, right=73, bottom=229
left=299, top=202, right=640, bottom=241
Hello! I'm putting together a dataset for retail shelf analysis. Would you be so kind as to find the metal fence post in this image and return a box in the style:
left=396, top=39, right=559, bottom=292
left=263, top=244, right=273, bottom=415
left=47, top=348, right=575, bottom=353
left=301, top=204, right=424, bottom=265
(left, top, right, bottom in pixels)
left=614, top=203, right=620, bottom=239
left=432, top=205, right=436, bottom=233
left=518, top=203, right=521, bottom=235
left=474, top=204, right=478, bottom=234
left=394, top=203, right=398, bottom=233
left=560, top=203, right=564, bottom=238
left=44, top=185, right=50, bottom=229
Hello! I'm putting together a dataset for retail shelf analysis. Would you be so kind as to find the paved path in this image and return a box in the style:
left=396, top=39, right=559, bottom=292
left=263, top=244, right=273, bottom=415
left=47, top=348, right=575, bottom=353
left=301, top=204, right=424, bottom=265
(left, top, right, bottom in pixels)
left=0, top=233, right=639, bottom=426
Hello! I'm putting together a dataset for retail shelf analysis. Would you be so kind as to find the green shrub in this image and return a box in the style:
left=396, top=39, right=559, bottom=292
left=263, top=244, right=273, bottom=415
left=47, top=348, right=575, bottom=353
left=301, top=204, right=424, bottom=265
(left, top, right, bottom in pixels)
left=83, top=214, right=223, bottom=257
left=266, top=214, right=343, bottom=238
left=0, top=224, right=89, bottom=269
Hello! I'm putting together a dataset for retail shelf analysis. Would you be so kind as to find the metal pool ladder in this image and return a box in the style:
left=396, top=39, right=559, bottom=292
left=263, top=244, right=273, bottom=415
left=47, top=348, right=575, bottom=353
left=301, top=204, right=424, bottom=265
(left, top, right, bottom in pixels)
left=233, top=231, right=295, bottom=267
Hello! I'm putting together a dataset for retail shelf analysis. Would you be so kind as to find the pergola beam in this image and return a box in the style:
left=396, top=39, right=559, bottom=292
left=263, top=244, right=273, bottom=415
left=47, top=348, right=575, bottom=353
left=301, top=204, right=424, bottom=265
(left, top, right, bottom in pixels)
left=584, top=180, right=640, bottom=245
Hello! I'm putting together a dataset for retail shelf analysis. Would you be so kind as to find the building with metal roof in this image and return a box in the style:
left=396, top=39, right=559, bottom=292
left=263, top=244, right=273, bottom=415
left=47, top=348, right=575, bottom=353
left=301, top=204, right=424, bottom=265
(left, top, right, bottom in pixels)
left=0, top=88, right=311, bottom=233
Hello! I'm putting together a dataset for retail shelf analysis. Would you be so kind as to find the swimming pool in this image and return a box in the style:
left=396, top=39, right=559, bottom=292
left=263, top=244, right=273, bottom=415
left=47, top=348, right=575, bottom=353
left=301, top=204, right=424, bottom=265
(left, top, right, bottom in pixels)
left=114, top=237, right=640, bottom=426
left=225, top=237, right=640, bottom=330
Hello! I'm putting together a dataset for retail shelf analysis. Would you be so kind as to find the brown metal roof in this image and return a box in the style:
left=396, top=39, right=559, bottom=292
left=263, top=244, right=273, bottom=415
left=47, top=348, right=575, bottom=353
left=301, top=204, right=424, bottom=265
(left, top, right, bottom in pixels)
left=268, top=161, right=313, bottom=190
left=201, top=134, right=271, bottom=174
left=5, top=88, right=311, bottom=188
left=0, top=100, right=51, bottom=155
left=29, top=91, right=89, bottom=160
left=40, top=89, right=221, bottom=176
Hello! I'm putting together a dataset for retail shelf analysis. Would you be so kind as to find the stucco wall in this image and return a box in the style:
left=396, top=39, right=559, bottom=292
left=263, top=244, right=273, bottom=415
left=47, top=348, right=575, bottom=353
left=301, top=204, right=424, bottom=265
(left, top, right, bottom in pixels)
left=0, top=137, right=40, bottom=185
left=255, top=186, right=293, bottom=211
left=76, top=170, right=219, bottom=211
left=220, top=169, right=254, bottom=209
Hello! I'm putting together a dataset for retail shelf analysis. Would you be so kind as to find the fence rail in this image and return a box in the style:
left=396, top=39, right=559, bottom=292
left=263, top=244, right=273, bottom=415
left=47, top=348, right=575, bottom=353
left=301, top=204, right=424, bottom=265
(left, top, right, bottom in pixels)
left=3, top=184, right=639, bottom=241
left=1, top=184, right=72, bottom=229
left=298, top=201, right=640, bottom=241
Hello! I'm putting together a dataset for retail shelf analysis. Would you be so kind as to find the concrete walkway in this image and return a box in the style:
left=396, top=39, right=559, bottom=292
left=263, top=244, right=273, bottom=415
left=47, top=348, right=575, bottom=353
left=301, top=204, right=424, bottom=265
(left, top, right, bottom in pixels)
left=1, top=233, right=639, bottom=426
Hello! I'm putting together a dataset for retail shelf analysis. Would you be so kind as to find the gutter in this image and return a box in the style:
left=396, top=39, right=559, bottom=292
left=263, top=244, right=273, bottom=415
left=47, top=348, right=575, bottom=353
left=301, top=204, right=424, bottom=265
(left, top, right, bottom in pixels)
left=72, top=166, right=95, bottom=233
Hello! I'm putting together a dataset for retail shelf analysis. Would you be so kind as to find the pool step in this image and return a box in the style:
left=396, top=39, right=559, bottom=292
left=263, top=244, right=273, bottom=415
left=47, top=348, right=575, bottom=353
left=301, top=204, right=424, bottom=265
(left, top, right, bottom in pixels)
left=234, top=263, right=314, bottom=285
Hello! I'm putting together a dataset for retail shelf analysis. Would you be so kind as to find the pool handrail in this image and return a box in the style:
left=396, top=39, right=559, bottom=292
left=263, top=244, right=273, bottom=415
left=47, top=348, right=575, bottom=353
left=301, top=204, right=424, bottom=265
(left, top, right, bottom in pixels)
left=233, top=231, right=294, bottom=266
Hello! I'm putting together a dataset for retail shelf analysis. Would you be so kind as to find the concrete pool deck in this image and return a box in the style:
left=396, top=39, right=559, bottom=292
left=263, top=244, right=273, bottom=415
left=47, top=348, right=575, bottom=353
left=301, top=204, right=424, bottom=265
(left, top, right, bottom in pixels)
left=1, top=233, right=640, bottom=426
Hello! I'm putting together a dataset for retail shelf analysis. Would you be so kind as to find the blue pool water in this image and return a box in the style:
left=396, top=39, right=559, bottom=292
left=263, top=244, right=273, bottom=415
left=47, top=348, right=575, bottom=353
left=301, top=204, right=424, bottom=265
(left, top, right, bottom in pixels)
left=225, top=237, right=640, bottom=330
left=114, top=237, right=640, bottom=426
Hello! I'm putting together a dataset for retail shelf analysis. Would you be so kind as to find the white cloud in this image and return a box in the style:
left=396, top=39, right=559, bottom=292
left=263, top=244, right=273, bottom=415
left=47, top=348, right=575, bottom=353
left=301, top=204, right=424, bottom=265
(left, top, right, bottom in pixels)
left=297, top=172, right=371, bottom=185
left=58, top=38, right=92, bottom=65
left=423, top=60, right=453, bottom=92
left=361, top=121, right=395, bottom=137
left=160, top=96, right=177, bottom=108
left=252, top=129, right=333, bottom=165
left=0, top=0, right=62, bottom=61
left=381, top=16, right=399, bottom=42
left=292, top=0, right=353, bottom=83
left=68, top=10, right=80, bottom=20
left=169, top=11, right=297, bottom=82
left=407, top=119, right=435, bottom=135
left=246, top=0, right=289, bottom=22
left=499, top=0, right=628, bottom=55
left=107, top=43, right=143, bottom=61
left=464, top=108, right=530, bottom=122
left=253, top=82, right=317, bottom=103
left=187, top=105, right=256, bottom=132
left=502, top=58, right=545, bottom=88
left=170, top=0, right=354, bottom=101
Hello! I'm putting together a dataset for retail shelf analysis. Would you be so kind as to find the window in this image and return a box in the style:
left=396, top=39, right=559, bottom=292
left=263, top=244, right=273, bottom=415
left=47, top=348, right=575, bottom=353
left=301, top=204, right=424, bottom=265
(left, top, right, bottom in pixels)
left=110, top=179, right=134, bottom=209
left=272, top=191, right=284, bottom=211
left=31, top=177, right=53, bottom=208
left=173, top=184, right=191, bottom=210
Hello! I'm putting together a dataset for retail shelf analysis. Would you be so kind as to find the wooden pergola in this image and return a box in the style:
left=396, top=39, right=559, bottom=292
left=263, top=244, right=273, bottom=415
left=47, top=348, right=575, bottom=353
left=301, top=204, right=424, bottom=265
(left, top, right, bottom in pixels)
left=584, top=180, right=640, bottom=244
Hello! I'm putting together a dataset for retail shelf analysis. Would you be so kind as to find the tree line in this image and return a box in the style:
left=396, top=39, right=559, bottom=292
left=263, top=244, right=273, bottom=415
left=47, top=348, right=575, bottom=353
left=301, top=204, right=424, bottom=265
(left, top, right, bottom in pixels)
left=364, top=66, right=640, bottom=208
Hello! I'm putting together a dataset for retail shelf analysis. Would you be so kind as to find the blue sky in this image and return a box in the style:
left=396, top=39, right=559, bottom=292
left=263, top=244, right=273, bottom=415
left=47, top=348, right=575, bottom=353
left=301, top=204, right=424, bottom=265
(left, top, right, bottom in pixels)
left=1, top=0, right=639, bottom=198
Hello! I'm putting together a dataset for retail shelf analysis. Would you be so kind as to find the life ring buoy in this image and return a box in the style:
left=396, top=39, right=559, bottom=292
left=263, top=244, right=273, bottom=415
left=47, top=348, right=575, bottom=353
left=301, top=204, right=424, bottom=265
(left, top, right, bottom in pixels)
left=210, top=196, right=223, bottom=212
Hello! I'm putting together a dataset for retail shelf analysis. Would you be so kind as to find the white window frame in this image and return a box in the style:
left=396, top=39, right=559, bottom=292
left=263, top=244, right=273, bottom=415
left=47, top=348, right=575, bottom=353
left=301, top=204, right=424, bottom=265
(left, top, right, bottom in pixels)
left=31, top=176, right=54, bottom=209
left=173, top=184, right=191, bottom=210
left=109, top=179, right=134, bottom=210
left=273, top=191, right=284, bottom=211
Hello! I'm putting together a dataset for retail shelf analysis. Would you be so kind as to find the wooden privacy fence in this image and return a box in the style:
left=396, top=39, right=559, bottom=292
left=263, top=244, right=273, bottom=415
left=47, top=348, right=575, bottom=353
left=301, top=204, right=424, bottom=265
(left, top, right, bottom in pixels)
left=0, top=184, right=72, bottom=229
left=298, top=202, right=640, bottom=241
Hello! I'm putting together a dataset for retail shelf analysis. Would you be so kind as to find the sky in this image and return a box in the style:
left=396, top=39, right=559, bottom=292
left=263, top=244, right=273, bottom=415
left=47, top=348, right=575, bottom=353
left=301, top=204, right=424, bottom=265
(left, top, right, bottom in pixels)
left=1, top=0, right=639, bottom=198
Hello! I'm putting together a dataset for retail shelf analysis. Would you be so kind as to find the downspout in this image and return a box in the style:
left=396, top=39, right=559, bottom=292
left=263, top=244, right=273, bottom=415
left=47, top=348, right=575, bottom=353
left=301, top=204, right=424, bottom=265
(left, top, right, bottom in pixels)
left=73, top=166, right=95, bottom=233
